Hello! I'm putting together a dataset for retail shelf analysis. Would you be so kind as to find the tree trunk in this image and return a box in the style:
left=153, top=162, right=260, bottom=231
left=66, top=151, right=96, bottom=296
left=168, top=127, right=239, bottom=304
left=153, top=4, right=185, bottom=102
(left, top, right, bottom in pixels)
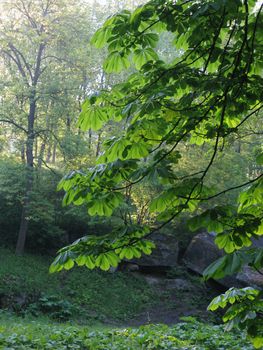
left=34, top=137, right=38, bottom=160
left=236, top=140, right=241, bottom=154
left=88, top=129, right=92, bottom=150
left=46, top=142, right=52, bottom=163
left=52, top=140, right=57, bottom=164
left=16, top=98, right=35, bottom=255
left=21, top=143, right=25, bottom=163
left=96, top=132, right=101, bottom=157
left=15, top=166, right=33, bottom=254
left=37, top=142, right=46, bottom=168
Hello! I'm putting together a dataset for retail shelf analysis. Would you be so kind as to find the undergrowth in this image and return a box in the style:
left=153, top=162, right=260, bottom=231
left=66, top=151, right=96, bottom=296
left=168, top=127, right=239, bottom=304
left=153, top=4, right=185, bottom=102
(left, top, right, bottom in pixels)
left=0, top=248, right=156, bottom=322
left=0, top=313, right=253, bottom=349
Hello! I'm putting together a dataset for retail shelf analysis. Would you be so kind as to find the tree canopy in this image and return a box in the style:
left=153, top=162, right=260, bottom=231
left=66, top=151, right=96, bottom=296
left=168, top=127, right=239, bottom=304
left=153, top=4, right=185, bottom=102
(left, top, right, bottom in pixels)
left=50, top=0, right=263, bottom=346
left=0, top=0, right=101, bottom=253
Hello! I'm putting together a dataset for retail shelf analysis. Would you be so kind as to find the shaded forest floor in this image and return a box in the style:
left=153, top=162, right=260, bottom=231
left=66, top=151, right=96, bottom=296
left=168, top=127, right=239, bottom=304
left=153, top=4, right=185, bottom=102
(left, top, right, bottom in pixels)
left=125, top=273, right=219, bottom=327
left=1, top=248, right=254, bottom=349
left=0, top=247, right=219, bottom=327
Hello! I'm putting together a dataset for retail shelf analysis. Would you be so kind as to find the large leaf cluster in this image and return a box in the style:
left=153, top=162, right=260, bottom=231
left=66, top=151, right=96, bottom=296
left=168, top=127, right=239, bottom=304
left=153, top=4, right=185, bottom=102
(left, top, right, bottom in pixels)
left=208, top=287, right=263, bottom=348
left=50, top=225, right=155, bottom=272
left=52, top=0, right=263, bottom=345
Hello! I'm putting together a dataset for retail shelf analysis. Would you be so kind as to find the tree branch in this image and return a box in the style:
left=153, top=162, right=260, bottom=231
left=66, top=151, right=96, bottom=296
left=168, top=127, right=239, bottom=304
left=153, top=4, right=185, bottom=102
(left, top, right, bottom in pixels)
left=8, top=42, right=33, bottom=82
left=0, top=118, right=27, bottom=133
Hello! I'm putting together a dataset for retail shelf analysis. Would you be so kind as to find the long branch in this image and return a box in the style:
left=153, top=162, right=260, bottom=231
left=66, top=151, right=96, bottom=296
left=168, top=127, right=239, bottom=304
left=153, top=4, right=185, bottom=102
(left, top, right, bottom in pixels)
left=1, top=49, right=29, bottom=86
left=177, top=173, right=263, bottom=202
left=0, top=118, right=27, bottom=133
left=8, top=43, right=33, bottom=82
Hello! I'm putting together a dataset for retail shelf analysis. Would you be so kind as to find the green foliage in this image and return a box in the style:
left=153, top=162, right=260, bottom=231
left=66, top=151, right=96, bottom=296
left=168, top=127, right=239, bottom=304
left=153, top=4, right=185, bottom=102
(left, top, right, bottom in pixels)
left=0, top=315, right=254, bottom=349
left=0, top=159, right=92, bottom=252
left=28, top=294, right=75, bottom=321
left=52, top=0, right=263, bottom=345
left=56, top=0, right=263, bottom=262
left=203, top=248, right=263, bottom=281
left=0, top=159, right=25, bottom=246
left=49, top=227, right=155, bottom=273
left=208, top=287, right=263, bottom=349
left=60, top=133, right=90, bottom=162
left=0, top=248, right=156, bottom=323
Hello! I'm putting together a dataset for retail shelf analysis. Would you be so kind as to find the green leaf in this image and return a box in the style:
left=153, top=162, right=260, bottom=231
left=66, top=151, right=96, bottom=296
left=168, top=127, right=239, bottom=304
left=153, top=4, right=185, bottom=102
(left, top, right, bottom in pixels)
left=251, top=337, right=263, bottom=349
left=132, top=48, right=158, bottom=69
left=225, top=116, right=240, bottom=128
left=64, top=259, right=74, bottom=270
left=254, top=220, right=263, bottom=235
left=88, top=199, right=114, bottom=217
left=224, top=253, right=242, bottom=276
left=75, top=255, right=87, bottom=266
left=91, top=27, right=112, bottom=48
left=85, top=256, right=95, bottom=269
left=138, top=240, right=155, bottom=255
left=103, top=51, right=130, bottom=73
left=104, top=251, right=119, bottom=267
left=95, top=254, right=111, bottom=271
left=128, top=142, right=149, bottom=159
left=141, top=32, right=159, bottom=47
left=49, top=262, right=63, bottom=274
left=203, top=255, right=228, bottom=280
left=102, top=138, right=131, bottom=162
left=78, top=104, right=109, bottom=131
left=207, top=220, right=224, bottom=234
left=149, top=190, right=174, bottom=213
left=203, top=253, right=243, bottom=280
left=119, top=247, right=135, bottom=260
left=256, top=152, right=263, bottom=165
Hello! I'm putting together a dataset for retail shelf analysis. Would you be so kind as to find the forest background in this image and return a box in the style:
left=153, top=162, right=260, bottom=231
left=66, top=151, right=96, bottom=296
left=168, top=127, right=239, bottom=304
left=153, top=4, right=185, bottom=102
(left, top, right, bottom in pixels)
left=0, top=0, right=260, bottom=257
left=0, top=0, right=151, bottom=255
left=0, top=0, right=262, bottom=348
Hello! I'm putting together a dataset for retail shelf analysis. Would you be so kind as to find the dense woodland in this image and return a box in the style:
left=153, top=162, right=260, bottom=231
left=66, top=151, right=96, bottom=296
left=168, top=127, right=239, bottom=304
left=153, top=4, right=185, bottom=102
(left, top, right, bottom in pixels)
left=0, top=0, right=262, bottom=349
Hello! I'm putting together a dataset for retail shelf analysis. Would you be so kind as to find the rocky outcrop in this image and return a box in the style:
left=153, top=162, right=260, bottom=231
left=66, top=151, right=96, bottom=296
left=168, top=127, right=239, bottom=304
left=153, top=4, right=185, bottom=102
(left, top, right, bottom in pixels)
left=183, top=232, right=263, bottom=288
left=129, top=233, right=179, bottom=268
left=183, top=232, right=220, bottom=275
left=237, top=265, right=263, bottom=287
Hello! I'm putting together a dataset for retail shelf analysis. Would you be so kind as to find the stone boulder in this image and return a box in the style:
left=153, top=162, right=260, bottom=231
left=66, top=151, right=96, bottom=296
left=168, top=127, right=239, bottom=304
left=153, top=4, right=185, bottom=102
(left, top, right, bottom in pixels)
left=237, top=265, right=263, bottom=287
left=130, top=233, right=179, bottom=268
left=183, top=232, right=220, bottom=275
left=183, top=232, right=263, bottom=288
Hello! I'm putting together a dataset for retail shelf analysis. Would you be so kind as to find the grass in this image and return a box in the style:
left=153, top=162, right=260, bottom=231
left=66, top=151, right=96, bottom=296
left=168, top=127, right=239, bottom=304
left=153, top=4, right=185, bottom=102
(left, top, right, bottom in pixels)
left=0, top=247, right=156, bottom=323
left=0, top=248, right=255, bottom=349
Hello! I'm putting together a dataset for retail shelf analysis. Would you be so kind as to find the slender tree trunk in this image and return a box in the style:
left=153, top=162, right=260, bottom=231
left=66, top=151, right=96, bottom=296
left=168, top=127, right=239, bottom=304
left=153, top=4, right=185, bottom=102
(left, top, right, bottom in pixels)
left=236, top=140, right=241, bottom=154
left=37, top=142, right=46, bottom=168
left=16, top=166, right=33, bottom=254
left=95, top=132, right=101, bottom=157
left=34, top=137, right=38, bottom=160
left=21, top=143, right=25, bottom=163
left=16, top=97, right=36, bottom=255
left=38, top=112, right=50, bottom=167
left=88, top=129, right=92, bottom=150
left=66, top=116, right=71, bottom=131
left=46, top=142, right=52, bottom=163
left=52, top=140, right=57, bottom=164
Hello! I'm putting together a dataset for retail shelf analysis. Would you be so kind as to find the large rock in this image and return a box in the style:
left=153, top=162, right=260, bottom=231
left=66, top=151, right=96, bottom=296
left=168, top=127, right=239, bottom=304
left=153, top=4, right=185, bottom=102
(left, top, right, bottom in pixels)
left=184, top=232, right=263, bottom=288
left=183, top=232, right=220, bottom=275
left=237, top=265, right=263, bottom=287
left=130, top=233, right=179, bottom=267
